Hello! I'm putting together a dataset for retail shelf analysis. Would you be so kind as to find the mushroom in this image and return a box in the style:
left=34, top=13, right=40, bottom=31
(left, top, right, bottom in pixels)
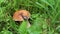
left=13, top=10, right=31, bottom=28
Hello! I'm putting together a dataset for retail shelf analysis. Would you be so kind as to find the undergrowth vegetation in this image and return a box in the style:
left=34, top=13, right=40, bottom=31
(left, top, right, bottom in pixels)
left=0, top=0, right=60, bottom=34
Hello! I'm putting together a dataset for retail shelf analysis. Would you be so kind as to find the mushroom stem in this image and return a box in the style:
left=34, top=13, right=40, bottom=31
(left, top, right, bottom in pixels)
left=27, top=22, right=31, bottom=28
left=26, top=20, right=31, bottom=28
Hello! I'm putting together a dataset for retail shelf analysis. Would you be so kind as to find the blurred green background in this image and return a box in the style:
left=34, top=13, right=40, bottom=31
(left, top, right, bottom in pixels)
left=0, top=0, right=60, bottom=34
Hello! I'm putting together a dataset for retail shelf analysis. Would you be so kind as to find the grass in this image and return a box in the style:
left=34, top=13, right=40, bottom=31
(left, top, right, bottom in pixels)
left=0, top=0, right=60, bottom=34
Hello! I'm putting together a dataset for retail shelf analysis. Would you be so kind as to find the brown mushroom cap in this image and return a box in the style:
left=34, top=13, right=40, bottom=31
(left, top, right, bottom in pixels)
left=13, top=10, right=30, bottom=21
